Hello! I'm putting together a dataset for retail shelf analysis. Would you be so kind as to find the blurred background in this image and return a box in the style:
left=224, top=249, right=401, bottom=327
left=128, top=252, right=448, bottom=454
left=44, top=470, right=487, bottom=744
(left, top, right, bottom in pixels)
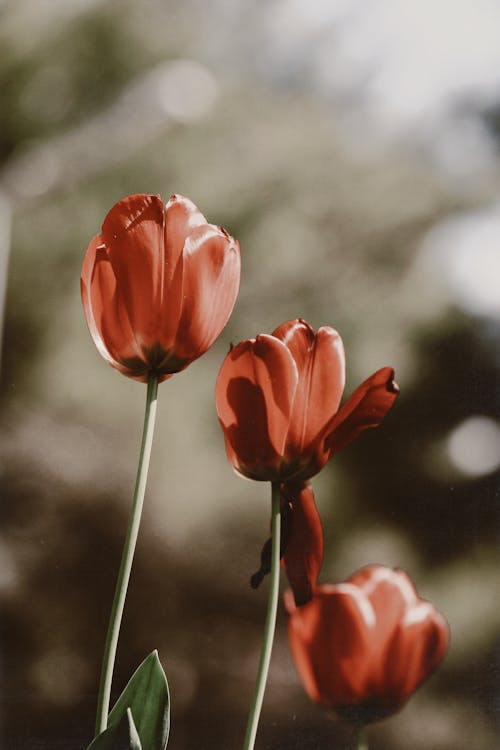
left=0, top=1, right=499, bottom=748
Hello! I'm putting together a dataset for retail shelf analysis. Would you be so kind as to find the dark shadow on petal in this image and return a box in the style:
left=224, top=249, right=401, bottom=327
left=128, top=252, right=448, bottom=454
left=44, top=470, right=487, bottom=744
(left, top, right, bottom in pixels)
left=225, top=377, right=279, bottom=473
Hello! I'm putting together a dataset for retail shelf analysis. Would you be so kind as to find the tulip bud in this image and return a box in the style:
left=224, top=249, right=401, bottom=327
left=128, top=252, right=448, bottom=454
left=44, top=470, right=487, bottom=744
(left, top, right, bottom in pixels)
left=286, top=565, right=450, bottom=725
left=81, top=193, right=240, bottom=382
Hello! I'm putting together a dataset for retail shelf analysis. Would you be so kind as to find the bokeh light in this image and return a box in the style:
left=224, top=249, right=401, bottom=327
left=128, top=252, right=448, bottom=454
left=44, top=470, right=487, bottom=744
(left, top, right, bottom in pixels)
left=447, top=416, right=500, bottom=477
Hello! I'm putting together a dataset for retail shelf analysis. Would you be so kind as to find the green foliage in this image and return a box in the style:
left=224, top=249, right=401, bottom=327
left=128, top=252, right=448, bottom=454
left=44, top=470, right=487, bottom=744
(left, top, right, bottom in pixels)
left=107, top=651, right=170, bottom=750
left=0, top=5, right=158, bottom=162
left=87, top=708, right=142, bottom=750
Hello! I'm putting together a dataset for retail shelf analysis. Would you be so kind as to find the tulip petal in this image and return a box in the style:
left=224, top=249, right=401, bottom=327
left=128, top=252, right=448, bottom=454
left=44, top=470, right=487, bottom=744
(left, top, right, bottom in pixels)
left=273, top=321, right=346, bottom=455
left=159, top=195, right=208, bottom=348
left=163, top=194, right=207, bottom=286
left=81, top=236, right=114, bottom=365
left=81, top=235, right=148, bottom=379
left=324, top=367, right=399, bottom=457
left=172, top=225, right=241, bottom=362
left=215, top=335, right=298, bottom=480
left=385, top=603, right=450, bottom=701
left=280, top=482, right=324, bottom=606
left=350, top=566, right=416, bottom=653
left=351, top=565, right=417, bottom=607
left=287, top=584, right=375, bottom=707
left=101, top=194, right=165, bottom=350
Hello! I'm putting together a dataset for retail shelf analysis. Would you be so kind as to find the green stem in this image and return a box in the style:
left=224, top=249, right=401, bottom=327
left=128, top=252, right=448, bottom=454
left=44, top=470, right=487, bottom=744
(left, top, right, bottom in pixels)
left=94, top=373, right=159, bottom=736
left=242, top=481, right=281, bottom=750
left=357, top=726, right=368, bottom=750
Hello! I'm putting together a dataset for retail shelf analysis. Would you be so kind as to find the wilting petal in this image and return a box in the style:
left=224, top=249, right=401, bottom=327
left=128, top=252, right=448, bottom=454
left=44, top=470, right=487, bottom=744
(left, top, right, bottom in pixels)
left=101, top=194, right=165, bottom=349
left=250, top=498, right=293, bottom=590
left=281, top=482, right=324, bottom=606
left=324, top=367, right=399, bottom=457
left=273, top=321, right=345, bottom=456
left=172, top=225, right=241, bottom=361
left=216, top=335, right=298, bottom=479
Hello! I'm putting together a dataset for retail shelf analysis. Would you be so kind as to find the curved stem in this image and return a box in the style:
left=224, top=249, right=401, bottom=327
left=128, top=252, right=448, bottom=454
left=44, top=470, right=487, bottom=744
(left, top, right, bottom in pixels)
left=357, top=726, right=368, bottom=750
left=94, top=374, right=159, bottom=736
left=243, top=481, right=281, bottom=750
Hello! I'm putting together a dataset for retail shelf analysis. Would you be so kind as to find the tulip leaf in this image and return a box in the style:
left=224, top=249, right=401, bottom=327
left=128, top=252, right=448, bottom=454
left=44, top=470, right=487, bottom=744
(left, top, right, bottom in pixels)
left=87, top=708, right=142, bottom=750
left=107, top=650, right=170, bottom=750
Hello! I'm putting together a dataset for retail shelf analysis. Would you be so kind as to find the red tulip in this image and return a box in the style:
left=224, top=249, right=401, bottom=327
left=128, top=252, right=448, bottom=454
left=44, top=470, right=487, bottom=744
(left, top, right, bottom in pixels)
left=216, top=319, right=398, bottom=483
left=81, top=193, right=241, bottom=382
left=285, top=565, right=450, bottom=725
left=215, top=319, right=399, bottom=604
